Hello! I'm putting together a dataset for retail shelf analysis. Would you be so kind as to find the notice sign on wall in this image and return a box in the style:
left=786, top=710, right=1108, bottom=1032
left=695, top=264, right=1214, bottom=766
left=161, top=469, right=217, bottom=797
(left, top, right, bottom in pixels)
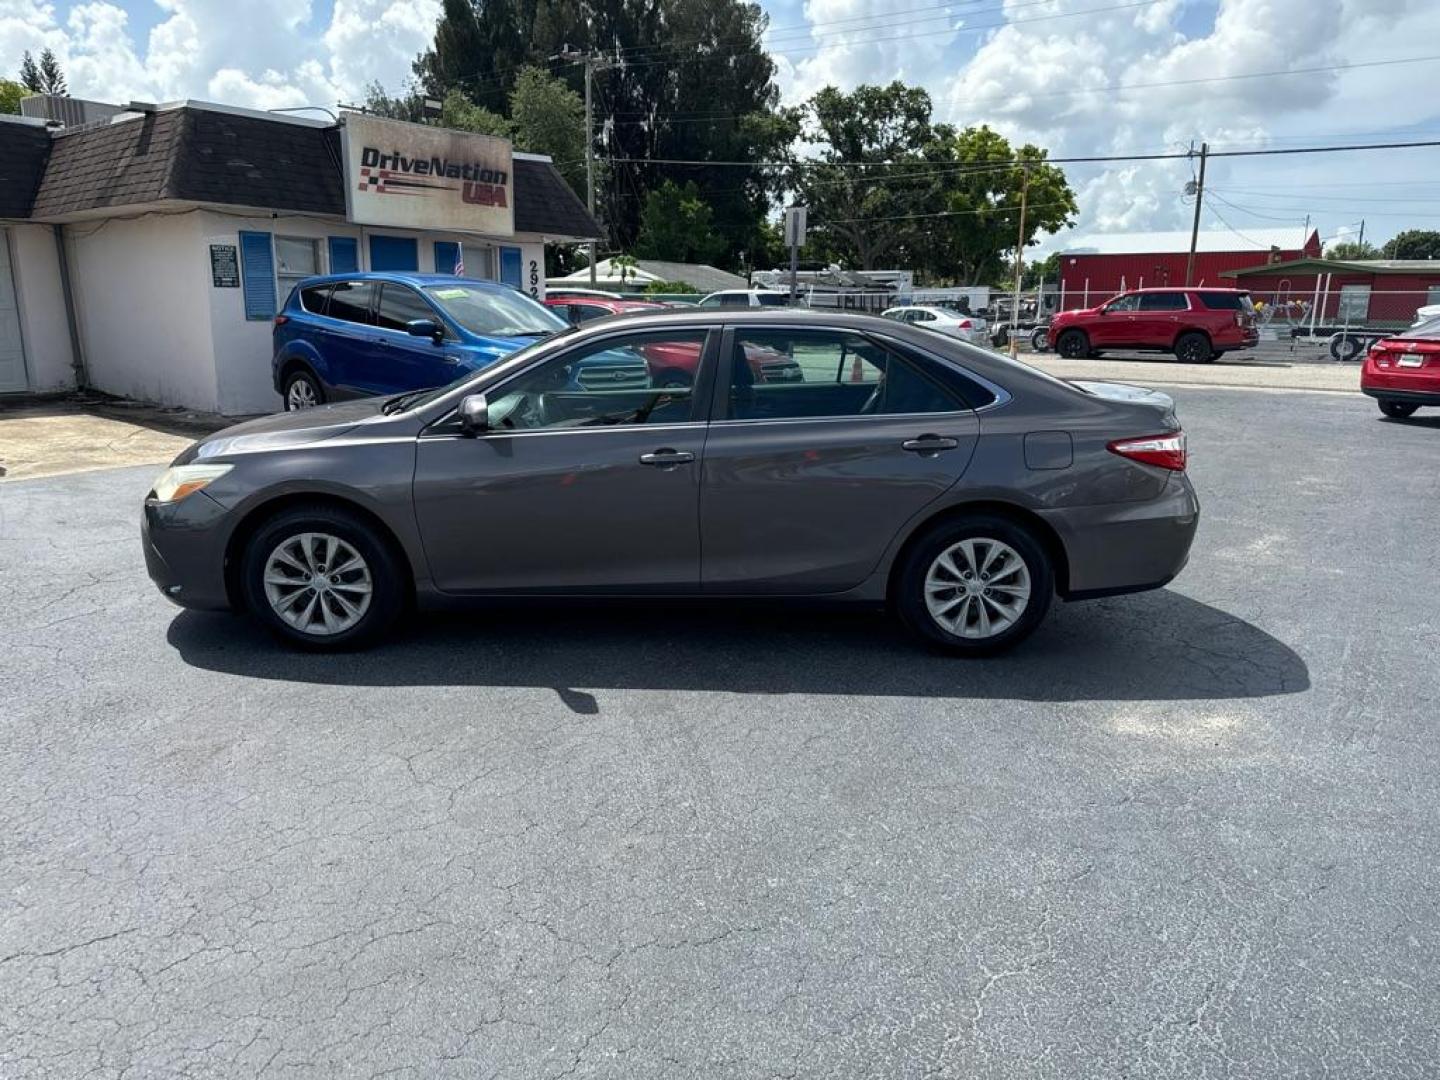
left=341, top=113, right=515, bottom=236
left=210, top=244, right=240, bottom=287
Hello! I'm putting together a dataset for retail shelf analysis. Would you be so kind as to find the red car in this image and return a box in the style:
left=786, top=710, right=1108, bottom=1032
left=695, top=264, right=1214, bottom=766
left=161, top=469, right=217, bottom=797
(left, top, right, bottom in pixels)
left=1361, top=314, right=1440, bottom=418
left=542, top=295, right=801, bottom=387
left=1047, top=287, right=1259, bottom=363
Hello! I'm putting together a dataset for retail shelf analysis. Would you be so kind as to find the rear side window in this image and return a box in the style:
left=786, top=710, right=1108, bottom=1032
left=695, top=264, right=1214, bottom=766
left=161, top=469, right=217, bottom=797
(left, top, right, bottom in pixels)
left=755, top=293, right=788, bottom=307
left=328, top=281, right=375, bottom=325
left=569, top=303, right=608, bottom=324
left=1138, top=292, right=1189, bottom=311
left=375, top=284, right=437, bottom=331
left=718, top=294, right=750, bottom=307
left=1197, top=291, right=1252, bottom=311
left=299, top=283, right=332, bottom=315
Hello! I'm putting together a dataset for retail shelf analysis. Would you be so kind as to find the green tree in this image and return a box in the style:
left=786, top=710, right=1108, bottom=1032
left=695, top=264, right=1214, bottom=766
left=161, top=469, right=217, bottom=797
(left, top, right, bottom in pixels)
left=37, top=48, right=65, bottom=95
left=914, top=125, right=1077, bottom=284
left=362, top=82, right=427, bottom=121
left=440, top=87, right=511, bottom=137
left=1020, top=251, right=1061, bottom=290
left=1381, top=230, right=1440, bottom=260
left=643, top=279, right=699, bottom=295
left=634, top=180, right=727, bottom=264
left=19, top=51, right=41, bottom=93
left=788, top=82, right=936, bottom=271
left=0, top=79, right=25, bottom=114
left=414, top=0, right=529, bottom=114
left=507, top=67, right=584, bottom=193
left=1325, top=240, right=1379, bottom=259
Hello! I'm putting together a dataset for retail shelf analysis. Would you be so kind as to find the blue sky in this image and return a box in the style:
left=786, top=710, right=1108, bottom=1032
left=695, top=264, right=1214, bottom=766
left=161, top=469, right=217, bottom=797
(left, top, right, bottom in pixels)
left=4, top=0, right=1440, bottom=252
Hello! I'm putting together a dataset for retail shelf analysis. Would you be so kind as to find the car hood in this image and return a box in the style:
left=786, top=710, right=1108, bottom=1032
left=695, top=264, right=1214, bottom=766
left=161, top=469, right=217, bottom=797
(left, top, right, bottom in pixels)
left=178, top=398, right=387, bottom=464
left=1052, top=307, right=1099, bottom=322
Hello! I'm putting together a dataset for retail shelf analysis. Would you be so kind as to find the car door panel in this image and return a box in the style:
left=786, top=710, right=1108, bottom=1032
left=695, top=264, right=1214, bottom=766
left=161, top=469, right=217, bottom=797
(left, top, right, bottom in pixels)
left=321, top=281, right=377, bottom=395
left=372, top=283, right=459, bottom=392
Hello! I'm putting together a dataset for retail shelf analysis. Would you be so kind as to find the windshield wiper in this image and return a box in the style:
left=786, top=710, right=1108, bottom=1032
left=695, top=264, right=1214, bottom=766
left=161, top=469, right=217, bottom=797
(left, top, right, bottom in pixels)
left=382, top=390, right=428, bottom=415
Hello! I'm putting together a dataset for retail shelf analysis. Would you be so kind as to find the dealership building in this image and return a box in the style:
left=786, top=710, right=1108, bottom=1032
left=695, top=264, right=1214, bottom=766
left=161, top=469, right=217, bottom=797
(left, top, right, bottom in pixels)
left=0, top=100, right=600, bottom=413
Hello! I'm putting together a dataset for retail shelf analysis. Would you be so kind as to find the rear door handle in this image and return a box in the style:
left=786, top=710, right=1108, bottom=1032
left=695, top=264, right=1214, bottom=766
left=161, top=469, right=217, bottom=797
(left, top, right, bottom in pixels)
left=901, top=435, right=960, bottom=454
left=639, top=448, right=695, bottom=468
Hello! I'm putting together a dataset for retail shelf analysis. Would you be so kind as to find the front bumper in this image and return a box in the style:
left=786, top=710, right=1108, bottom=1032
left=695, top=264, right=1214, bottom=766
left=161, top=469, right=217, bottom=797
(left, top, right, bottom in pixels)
left=142, top=491, right=236, bottom=611
left=1041, top=473, right=1200, bottom=600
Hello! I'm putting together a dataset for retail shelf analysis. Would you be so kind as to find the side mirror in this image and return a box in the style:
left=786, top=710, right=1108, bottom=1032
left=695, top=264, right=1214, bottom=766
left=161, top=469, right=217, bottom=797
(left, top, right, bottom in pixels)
left=458, top=393, right=489, bottom=434
left=406, top=318, right=442, bottom=342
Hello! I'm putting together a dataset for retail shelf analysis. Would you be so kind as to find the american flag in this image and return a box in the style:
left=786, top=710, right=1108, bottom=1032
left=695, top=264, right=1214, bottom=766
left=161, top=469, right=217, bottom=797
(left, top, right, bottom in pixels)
left=454, top=245, right=464, bottom=277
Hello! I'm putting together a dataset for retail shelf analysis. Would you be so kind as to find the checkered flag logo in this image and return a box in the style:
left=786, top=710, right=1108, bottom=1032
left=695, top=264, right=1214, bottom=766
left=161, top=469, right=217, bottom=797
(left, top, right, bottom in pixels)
left=358, top=167, right=387, bottom=193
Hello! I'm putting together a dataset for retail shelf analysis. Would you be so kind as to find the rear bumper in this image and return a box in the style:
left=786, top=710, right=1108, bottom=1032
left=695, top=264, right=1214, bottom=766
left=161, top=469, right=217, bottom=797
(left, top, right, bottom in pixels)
left=1041, top=473, right=1200, bottom=600
left=1361, top=363, right=1440, bottom=402
left=142, top=492, right=235, bottom=611
left=1362, top=387, right=1440, bottom=406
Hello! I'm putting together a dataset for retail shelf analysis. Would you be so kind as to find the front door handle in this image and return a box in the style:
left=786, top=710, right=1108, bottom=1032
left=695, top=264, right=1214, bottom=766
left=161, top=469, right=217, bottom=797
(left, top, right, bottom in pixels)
left=901, top=435, right=960, bottom=455
left=639, top=448, right=695, bottom=468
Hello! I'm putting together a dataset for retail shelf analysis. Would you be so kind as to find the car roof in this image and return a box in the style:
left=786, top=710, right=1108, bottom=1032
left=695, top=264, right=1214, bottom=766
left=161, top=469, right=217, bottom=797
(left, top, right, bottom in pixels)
left=559, top=298, right=664, bottom=309
left=297, top=272, right=516, bottom=291
left=1125, top=286, right=1248, bottom=293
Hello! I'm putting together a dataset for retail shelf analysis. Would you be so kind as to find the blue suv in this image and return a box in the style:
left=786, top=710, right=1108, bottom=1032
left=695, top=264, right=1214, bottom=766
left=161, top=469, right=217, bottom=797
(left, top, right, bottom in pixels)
left=272, top=273, right=649, bottom=411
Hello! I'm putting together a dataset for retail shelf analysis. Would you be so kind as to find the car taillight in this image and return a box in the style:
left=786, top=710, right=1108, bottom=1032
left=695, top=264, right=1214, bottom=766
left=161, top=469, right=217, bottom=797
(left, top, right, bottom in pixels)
left=273, top=314, right=289, bottom=326
left=957, top=319, right=972, bottom=329
left=1108, top=432, right=1187, bottom=472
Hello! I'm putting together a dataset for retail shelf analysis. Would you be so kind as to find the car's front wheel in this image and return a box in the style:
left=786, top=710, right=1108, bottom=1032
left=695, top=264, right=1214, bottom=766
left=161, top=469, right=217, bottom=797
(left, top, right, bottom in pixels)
left=895, top=516, right=1054, bottom=656
left=1379, top=400, right=1420, bottom=419
left=241, top=506, right=405, bottom=649
left=283, top=368, right=325, bottom=411
left=1056, top=329, right=1088, bottom=359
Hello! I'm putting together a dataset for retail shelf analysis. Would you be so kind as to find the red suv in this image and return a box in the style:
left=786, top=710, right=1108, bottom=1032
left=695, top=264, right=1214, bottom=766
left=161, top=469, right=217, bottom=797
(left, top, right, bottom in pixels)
left=1047, top=287, right=1259, bottom=363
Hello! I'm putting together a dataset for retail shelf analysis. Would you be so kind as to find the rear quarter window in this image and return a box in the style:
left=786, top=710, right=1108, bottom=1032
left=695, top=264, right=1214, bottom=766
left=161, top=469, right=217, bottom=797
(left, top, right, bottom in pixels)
left=299, top=284, right=331, bottom=314
left=1197, top=291, right=1250, bottom=311
left=883, top=337, right=999, bottom=409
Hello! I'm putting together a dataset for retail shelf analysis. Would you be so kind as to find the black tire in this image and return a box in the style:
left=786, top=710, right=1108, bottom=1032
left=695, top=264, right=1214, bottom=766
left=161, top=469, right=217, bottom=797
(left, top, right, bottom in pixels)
left=1030, top=327, right=1049, bottom=352
left=1379, top=400, right=1419, bottom=419
left=655, top=369, right=693, bottom=389
left=1056, top=329, right=1089, bottom=359
left=1210, top=350, right=1226, bottom=361
left=1174, top=331, right=1213, bottom=364
left=241, top=506, right=405, bottom=650
left=894, top=515, right=1055, bottom=657
left=1330, top=335, right=1363, bottom=362
left=282, top=368, right=325, bottom=411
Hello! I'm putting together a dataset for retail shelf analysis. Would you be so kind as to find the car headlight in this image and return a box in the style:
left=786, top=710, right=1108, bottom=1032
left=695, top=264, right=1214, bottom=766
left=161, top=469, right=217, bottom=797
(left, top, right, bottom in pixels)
left=148, top=464, right=232, bottom=503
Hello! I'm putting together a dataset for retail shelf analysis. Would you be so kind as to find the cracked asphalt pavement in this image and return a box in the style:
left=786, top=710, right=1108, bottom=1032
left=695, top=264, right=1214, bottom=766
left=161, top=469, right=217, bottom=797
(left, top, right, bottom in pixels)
left=2, top=388, right=1438, bottom=1078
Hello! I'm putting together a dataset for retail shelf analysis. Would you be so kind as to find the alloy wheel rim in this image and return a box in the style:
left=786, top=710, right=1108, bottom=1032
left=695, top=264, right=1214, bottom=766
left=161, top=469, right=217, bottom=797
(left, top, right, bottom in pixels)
left=924, top=538, right=1032, bottom=639
left=263, top=532, right=372, bottom=636
left=287, top=380, right=317, bottom=410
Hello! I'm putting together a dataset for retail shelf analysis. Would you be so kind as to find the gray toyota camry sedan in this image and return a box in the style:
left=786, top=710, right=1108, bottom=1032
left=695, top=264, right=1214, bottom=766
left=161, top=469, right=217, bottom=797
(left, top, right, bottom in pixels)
left=142, top=310, right=1198, bottom=655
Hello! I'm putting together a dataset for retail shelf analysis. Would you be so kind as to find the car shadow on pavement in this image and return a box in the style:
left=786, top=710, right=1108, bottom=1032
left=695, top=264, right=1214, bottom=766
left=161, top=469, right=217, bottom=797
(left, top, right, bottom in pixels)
left=167, top=588, right=1308, bottom=705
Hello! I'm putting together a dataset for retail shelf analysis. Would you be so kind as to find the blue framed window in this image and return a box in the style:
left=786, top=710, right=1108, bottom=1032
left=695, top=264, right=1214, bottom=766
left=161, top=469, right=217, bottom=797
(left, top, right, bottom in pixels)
left=328, top=236, right=359, bottom=274
left=369, top=235, right=418, bottom=272
left=434, top=241, right=461, bottom=276
left=499, top=246, right=522, bottom=288
left=238, top=230, right=276, bottom=321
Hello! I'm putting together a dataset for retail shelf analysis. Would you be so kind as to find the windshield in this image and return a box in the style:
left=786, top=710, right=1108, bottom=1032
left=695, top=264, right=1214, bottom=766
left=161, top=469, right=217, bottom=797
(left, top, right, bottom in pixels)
left=425, top=284, right=567, bottom=338
left=1400, top=315, right=1440, bottom=340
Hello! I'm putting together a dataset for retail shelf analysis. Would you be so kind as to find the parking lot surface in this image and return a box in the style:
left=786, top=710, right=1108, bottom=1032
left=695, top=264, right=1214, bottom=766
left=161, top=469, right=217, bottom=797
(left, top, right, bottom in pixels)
left=2, top=388, right=1438, bottom=1078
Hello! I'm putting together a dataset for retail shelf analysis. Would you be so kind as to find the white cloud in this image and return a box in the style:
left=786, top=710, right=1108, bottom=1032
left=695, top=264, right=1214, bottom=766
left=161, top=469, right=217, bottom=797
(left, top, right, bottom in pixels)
left=1, top=0, right=439, bottom=110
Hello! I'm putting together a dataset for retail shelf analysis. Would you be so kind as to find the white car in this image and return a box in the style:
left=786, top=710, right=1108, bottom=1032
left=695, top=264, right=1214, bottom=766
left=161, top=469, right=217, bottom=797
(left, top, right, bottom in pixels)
left=881, top=305, right=989, bottom=345
left=1411, top=303, right=1440, bottom=327
left=696, top=289, right=792, bottom=309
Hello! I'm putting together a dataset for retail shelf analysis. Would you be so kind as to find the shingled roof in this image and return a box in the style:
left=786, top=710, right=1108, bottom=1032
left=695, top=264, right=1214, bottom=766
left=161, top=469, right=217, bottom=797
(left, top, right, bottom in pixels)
left=1, top=104, right=600, bottom=240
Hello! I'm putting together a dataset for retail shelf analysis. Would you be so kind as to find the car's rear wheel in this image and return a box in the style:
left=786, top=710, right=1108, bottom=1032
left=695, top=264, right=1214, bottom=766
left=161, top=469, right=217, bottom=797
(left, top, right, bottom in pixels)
left=1056, top=329, right=1088, bottom=359
left=1030, top=327, right=1049, bottom=352
left=242, top=507, right=404, bottom=649
left=1175, top=332, right=1213, bottom=364
left=1379, top=400, right=1420, bottom=419
left=283, top=368, right=324, bottom=411
left=895, top=515, right=1054, bottom=656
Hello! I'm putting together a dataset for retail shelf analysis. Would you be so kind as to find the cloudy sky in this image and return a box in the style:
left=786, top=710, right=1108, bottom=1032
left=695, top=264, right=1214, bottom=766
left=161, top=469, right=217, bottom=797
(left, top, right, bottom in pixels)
left=4, top=0, right=1439, bottom=251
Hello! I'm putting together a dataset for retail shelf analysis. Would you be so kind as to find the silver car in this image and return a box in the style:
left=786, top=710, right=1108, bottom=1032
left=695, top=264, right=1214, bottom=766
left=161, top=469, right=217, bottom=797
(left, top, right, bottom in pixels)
left=142, top=310, right=1198, bottom=655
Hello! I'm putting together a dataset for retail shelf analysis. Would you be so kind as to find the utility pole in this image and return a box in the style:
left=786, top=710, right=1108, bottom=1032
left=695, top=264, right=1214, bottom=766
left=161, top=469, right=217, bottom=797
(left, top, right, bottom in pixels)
left=554, top=47, right=604, bottom=286
left=1185, top=141, right=1208, bottom=287
left=1010, top=166, right=1030, bottom=358
left=1357, top=219, right=1366, bottom=250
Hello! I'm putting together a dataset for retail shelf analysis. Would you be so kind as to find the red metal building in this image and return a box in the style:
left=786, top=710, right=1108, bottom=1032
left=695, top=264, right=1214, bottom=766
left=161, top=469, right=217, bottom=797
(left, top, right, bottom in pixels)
left=1221, top=257, right=1440, bottom=330
left=1057, top=228, right=1320, bottom=310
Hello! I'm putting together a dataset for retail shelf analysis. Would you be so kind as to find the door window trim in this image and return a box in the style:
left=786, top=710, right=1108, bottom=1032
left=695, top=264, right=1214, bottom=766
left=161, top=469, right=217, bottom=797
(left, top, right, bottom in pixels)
left=708, top=324, right=984, bottom=425
left=373, top=281, right=455, bottom=340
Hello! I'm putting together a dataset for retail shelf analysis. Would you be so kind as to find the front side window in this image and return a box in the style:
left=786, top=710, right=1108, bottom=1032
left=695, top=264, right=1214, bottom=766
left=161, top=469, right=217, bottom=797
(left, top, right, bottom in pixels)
left=1106, top=294, right=1141, bottom=312
left=424, top=284, right=566, bottom=338
left=726, top=330, right=963, bottom=421
left=375, top=284, right=439, bottom=331
left=327, top=281, right=376, bottom=325
left=484, top=331, right=707, bottom=431
left=1138, top=292, right=1189, bottom=311
left=275, top=237, right=320, bottom=295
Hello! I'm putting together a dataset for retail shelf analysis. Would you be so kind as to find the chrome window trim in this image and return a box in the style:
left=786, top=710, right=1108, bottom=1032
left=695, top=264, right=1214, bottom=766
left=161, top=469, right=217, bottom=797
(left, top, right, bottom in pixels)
left=858, top=329, right=1013, bottom=413
left=417, top=419, right=708, bottom=442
